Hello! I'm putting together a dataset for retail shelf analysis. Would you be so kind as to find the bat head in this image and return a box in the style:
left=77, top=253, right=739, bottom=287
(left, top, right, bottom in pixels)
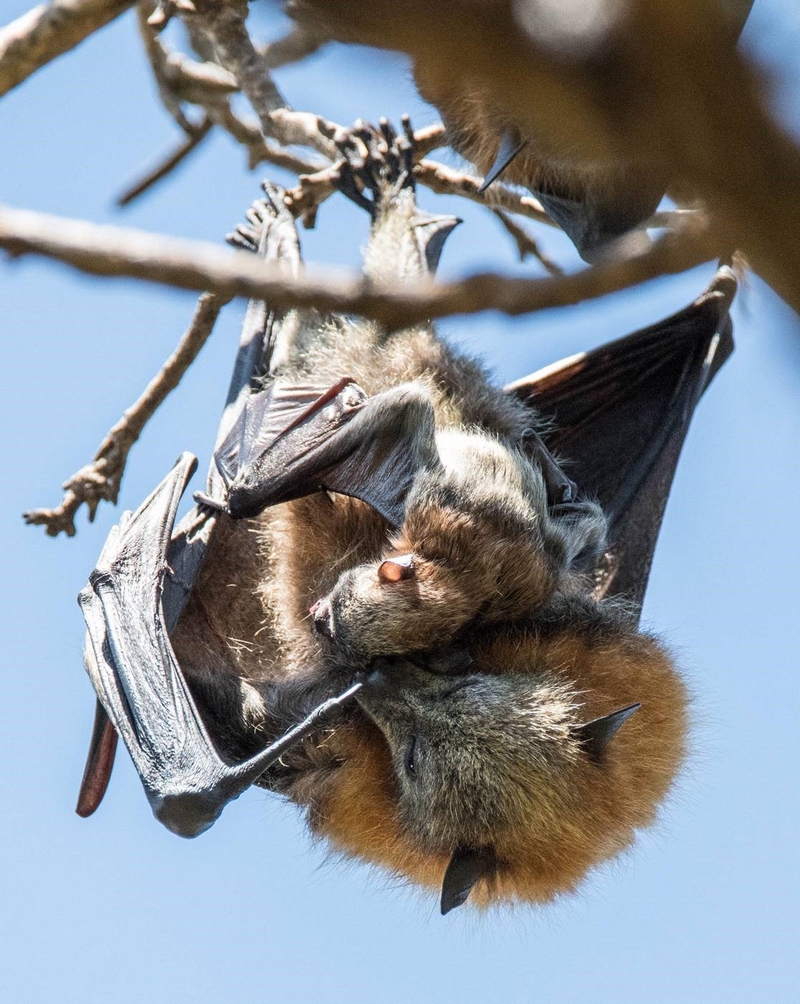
left=307, top=605, right=688, bottom=909
left=355, top=659, right=583, bottom=853
left=309, top=482, right=607, bottom=667
left=309, top=550, right=485, bottom=665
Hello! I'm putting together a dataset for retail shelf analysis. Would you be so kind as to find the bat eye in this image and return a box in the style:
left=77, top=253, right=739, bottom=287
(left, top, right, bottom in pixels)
left=378, top=554, right=416, bottom=584
left=404, top=736, right=418, bottom=779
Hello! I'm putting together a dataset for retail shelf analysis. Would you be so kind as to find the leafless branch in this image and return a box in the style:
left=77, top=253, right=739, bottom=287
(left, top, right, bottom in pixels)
left=0, top=0, right=133, bottom=98
left=124, top=2, right=328, bottom=202
left=416, top=159, right=553, bottom=226
left=23, top=291, right=229, bottom=536
left=116, top=117, right=212, bottom=205
left=410, top=123, right=446, bottom=158
left=492, top=210, right=563, bottom=275
left=0, top=201, right=714, bottom=329
left=175, top=0, right=287, bottom=133
left=259, top=22, right=328, bottom=70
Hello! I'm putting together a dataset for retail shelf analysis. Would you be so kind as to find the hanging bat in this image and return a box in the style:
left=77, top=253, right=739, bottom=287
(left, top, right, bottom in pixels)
left=285, top=0, right=755, bottom=260
left=76, top=121, right=736, bottom=912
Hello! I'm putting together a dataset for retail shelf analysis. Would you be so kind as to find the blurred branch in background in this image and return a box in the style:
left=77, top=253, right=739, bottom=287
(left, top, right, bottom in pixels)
left=0, top=201, right=713, bottom=325
left=1, top=0, right=794, bottom=533
left=0, top=0, right=133, bottom=96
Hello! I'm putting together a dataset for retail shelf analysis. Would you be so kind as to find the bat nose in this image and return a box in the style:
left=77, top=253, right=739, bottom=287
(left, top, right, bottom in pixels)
left=310, top=599, right=334, bottom=640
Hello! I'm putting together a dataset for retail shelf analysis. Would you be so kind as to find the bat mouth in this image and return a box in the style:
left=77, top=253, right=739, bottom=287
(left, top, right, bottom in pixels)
left=309, top=598, right=335, bottom=640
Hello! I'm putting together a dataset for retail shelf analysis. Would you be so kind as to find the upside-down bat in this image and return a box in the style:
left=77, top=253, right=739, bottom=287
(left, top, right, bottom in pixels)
left=285, top=0, right=755, bottom=260
left=76, top=121, right=736, bottom=912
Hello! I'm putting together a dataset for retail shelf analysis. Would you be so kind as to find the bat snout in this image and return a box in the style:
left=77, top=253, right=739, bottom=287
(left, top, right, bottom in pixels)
left=310, top=598, right=334, bottom=640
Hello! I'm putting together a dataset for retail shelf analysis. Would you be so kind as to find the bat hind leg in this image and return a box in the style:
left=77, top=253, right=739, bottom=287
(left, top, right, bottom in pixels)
left=335, top=115, right=461, bottom=281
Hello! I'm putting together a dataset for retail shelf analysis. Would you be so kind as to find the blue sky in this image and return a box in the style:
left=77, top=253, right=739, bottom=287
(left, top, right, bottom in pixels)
left=1, top=2, right=799, bottom=1002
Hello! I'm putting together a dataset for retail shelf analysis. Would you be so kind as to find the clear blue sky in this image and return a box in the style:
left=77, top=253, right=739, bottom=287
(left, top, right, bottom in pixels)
left=1, top=3, right=799, bottom=1002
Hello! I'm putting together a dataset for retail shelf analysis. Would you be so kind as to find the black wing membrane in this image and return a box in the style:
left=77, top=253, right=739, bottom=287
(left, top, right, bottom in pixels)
left=216, top=379, right=438, bottom=529
left=75, top=187, right=363, bottom=825
left=506, top=265, right=736, bottom=618
left=79, top=452, right=361, bottom=836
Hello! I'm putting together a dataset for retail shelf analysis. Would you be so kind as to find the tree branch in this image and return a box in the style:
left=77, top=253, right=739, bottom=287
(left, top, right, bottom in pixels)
left=492, top=210, right=563, bottom=275
left=0, top=0, right=133, bottom=98
left=116, top=117, right=212, bottom=205
left=259, top=21, right=328, bottom=70
left=23, top=291, right=229, bottom=536
left=0, top=201, right=713, bottom=328
left=416, top=159, right=552, bottom=226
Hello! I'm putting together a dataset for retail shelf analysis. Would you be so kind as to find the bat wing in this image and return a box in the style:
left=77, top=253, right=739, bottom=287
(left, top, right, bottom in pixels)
left=79, top=451, right=361, bottom=836
left=214, top=378, right=438, bottom=529
left=506, top=265, right=737, bottom=619
left=74, top=186, right=319, bottom=823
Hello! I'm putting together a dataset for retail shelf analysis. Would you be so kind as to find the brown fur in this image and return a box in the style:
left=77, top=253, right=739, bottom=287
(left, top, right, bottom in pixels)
left=302, top=602, right=687, bottom=906
left=287, top=0, right=664, bottom=257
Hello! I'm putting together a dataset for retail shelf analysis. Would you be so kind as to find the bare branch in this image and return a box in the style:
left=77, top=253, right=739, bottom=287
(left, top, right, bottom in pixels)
left=159, top=2, right=339, bottom=160
left=259, top=22, right=328, bottom=70
left=415, top=159, right=553, bottom=226
left=181, top=0, right=286, bottom=131
left=117, top=118, right=212, bottom=206
left=0, top=202, right=714, bottom=329
left=410, top=123, right=446, bottom=158
left=206, top=102, right=327, bottom=172
left=0, top=0, right=133, bottom=98
left=492, top=210, right=563, bottom=275
left=137, top=0, right=232, bottom=131
left=23, top=291, right=229, bottom=536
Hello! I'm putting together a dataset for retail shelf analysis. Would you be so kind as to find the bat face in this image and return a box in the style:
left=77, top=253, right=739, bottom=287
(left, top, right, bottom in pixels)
left=355, top=659, right=580, bottom=854
left=308, top=605, right=688, bottom=907
left=309, top=429, right=608, bottom=667
left=310, top=550, right=494, bottom=666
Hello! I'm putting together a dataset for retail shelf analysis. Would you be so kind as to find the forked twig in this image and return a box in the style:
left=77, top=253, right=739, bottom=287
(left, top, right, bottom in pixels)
left=23, top=291, right=229, bottom=536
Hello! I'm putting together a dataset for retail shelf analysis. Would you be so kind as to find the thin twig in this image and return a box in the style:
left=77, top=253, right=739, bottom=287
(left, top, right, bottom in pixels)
left=128, top=2, right=328, bottom=201
left=117, top=118, right=212, bottom=205
left=492, top=210, right=563, bottom=275
left=183, top=0, right=287, bottom=134
left=416, top=159, right=553, bottom=226
left=259, top=22, right=328, bottom=70
left=0, top=201, right=714, bottom=329
left=23, top=291, right=229, bottom=536
left=411, top=123, right=446, bottom=158
left=0, top=0, right=133, bottom=98
left=137, top=0, right=233, bottom=132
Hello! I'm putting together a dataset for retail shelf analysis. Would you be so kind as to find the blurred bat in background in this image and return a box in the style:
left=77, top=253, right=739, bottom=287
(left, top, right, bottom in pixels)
left=76, top=121, right=735, bottom=912
left=286, top=0, right=755, bottom=260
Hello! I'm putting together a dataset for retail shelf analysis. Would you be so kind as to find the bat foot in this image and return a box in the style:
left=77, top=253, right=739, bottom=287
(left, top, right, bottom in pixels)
left=225, top=181, right=301, bottom=270
left=335, top=115, right=416, bottom=216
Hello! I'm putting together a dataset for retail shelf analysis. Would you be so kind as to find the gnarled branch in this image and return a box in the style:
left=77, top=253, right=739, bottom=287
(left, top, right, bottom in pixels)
left=23, top=291, right=229, bottom=536
left=0, top=201, right=714, bottom=329
left=0, top=0, right=133, bottom=98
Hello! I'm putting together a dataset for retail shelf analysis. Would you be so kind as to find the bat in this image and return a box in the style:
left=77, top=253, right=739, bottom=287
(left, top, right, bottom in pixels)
left=75, top=120, right=736, bottom=912
left=286, top=0, right=755, bottom=260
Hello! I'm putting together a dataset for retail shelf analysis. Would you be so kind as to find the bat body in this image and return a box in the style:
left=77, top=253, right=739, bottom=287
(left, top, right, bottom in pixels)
left=77, top=124, right=735, bottom=911
left=286, top=0, right=755, bottom=260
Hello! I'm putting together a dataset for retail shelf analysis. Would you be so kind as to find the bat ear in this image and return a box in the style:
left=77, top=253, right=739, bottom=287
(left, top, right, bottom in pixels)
left=478, top=129, right=526, bottom=192
left=378, top=554, right=416, bottom=583
left=441, top=846, right=496, bottom=915
left=573, top=703, right=641, bottom=762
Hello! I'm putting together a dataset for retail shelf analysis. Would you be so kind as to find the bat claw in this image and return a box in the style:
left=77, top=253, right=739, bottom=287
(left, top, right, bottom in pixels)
left=335, top=115, right=418, bottom=215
